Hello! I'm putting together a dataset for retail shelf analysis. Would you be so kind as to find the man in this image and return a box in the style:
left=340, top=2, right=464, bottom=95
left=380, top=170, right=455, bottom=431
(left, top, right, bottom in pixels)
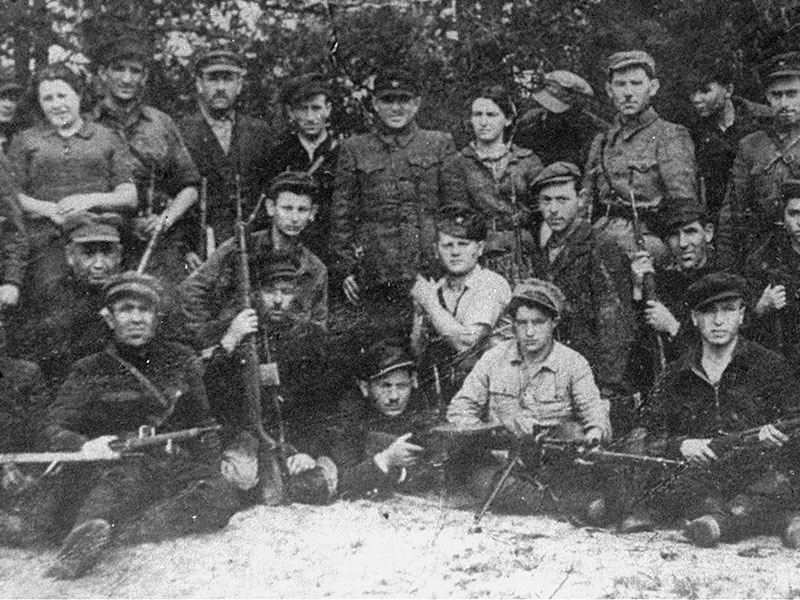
left=685, top=55, right=771, bottom=221
left=0, top=68, right=25, bottom=154
left=263, top=73, right=339, bottom=263
left=330, top=68, right=455, bottom=346
left=746, top=179, right=800, bottom=366
left=85, top=15, right=200, bottom=282
left=584, top=50, right=698, bottom=260
left=0, top=157, right=26, bottom=311
left=411, top=204, right=512, bottom=403
left=527, top=162, right=635, bottom=403
left=641, top=272, right=800, bottom=547
left=178, top=43, right=272, bottom=260
left=717, top=51, right=800, bottom=271
left=42, top=271, right=238, bottom=579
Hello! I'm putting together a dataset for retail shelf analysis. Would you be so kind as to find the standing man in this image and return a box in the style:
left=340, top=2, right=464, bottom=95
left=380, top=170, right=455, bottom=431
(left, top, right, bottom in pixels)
left=0, top=157, right=26, bottom=311
left=263, top=73, right=338, bottom=263
left=330, top=68, right=455, bottom=348
left=584, top=50, right=699, bottom=260
left=717, top=52, right=800, bottom=271
left=179, top=42, right=272, bottom=262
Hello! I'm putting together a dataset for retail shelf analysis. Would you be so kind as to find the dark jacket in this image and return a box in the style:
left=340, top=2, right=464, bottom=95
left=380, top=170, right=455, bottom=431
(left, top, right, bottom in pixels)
left=0, top=356, right=46, bottom=452
left=0, top=156, right=27, bottom=288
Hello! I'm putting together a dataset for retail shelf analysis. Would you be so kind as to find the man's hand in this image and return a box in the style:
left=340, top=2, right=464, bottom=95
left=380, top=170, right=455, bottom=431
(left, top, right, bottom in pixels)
left=374, top=433, right=423, bottom=471
left=679, top=438, right=717, bottom=463
left=755, top=284, right=787, bottom=315
left=644, top=300, right=680, bottom=336
left=0, top=284, right=20, bottom=308
left=343, top=274, right=360, bottom=305
left=286, top=453, right=317, bottom=475
left=758, top=423, right=789, bottom=447
left=584, top=427, right=606, bottom=444
left=630, top=250, right=654, bottom=301
left=220, top=308, right=258, bottom=353
left=81, top=435, right=121, bottom=460
left=184, top=252, right=203, bottom=271
left=410, top=274, right=438, bottom=310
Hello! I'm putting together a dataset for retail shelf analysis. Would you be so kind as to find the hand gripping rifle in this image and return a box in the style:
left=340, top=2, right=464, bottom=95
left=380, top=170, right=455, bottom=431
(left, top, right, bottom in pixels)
left=199, top=177, right=216, bottom=260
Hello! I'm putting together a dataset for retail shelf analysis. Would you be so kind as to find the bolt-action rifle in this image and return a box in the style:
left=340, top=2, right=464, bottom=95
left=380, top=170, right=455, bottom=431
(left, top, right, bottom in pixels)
left=199, top=177, right=216, bottom=260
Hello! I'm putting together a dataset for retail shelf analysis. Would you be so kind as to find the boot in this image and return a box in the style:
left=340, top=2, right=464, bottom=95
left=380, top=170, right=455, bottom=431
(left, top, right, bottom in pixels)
left=618, top=508, right=656, bottom=534
left=45, top=519, right=111, bottom=580
left=685, top=515, right=721, bottom=547
left=781, top=513, right=800, bottom=549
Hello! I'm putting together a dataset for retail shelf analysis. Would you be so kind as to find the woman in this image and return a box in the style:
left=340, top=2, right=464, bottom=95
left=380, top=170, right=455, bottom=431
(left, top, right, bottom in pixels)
left=8, top=64, right=136, bottom=291
left=441, top=85, right=543, bottom=282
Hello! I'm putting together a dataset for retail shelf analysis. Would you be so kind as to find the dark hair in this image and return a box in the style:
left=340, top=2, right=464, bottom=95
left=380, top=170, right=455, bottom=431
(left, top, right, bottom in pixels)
left=33, top=64, right=85, bottom=116
left=507, top=296, right=559, bottom=321
left=685, top=56, right=735, bottom=91
left=471, top=84, right=516, bottom=120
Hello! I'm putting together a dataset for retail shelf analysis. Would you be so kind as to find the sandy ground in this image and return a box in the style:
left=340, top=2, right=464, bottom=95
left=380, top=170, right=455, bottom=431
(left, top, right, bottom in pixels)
left=2, top=492, right=800, bottom=599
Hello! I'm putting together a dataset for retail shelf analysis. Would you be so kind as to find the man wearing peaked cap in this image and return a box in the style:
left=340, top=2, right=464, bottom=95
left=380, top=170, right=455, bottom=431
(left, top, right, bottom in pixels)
left=584, top=49, right=698, bottom=261
left=717, top=51, right=800, bottom=272
left=526, top=161, right=635, bottom=409
left=640, top=269, right=800, bottom=548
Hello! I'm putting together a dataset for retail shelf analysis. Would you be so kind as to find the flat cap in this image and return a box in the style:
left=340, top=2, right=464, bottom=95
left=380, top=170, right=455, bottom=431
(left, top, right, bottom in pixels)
left=281, top=73, right=330, bottom=106
left=373, top=69, right=419, bottom=98
left=510, top=278, right=566, bottom=319
left=686, top=272, right=748, bottom=311
left=436, top=203, right=487, bottom=241
left=268, top=171, right=319, bottom=200
left=264, top=257, right=299, bottom=283
left=194, top=43, right=246, bottom=75
left=357, top=339, right=415, bottom=381
left=781, top=178, right=800, bottom=201
left=530, top=161, right=581, bottom=192
left=530, top=70, right=594, bottom=114
left=104, top=271, right=163, bottom=307
left=0, top=67, right=23, bottom=96
left=661, top=198, right=708, bottom=233
left=607, top=50, right=656, bottom=76
left=760, top=52, right=800, bottom=82
left=64, top=213, right=123, bottom=244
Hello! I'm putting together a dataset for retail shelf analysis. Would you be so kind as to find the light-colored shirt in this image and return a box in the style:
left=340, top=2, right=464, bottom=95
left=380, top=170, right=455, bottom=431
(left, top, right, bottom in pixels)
left=447, top=339, right=611, bottom=438
left=436, top=265, right=511, bottom=327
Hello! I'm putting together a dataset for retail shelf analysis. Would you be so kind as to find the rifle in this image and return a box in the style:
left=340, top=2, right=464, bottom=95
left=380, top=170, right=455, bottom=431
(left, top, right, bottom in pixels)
left=199, top=177, right=216, bottom=260
left=509, top=179, right=526, bottom=285
left=145, top=167, right=155, bottom=218
left=135, top=216, right=166, bottom=275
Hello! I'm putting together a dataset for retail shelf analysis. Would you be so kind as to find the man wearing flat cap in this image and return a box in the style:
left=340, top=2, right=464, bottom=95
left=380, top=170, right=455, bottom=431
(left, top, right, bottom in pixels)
left=40, top=271, right=238, bottom=579
left=640, top=271, right=800, bottom=548
left=330, top=68, right=455, bottom=349
left=717, top=51, right=800, bottom=271
left=527, top=162, right=635, bottom=410
left=262, top=73, right=339, bottom=263
left=584, top=50, right=699, bottom=260
left=179, top=42, right=271, bottom=261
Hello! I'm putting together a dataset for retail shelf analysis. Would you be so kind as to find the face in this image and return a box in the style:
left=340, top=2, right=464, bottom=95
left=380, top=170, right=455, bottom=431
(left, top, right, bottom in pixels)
left=267, top=191, right=316, bottom=238
left=689, top=81, right=732, bottom=119
left=666, top=221, right=713, bottom=271
left=538, top=181, right=583, bottom=233
left=512, top=304, right=557, bottom=357
left=66, top=242, right=122, bottom=287
left=691, top=298, right=744, bottom=348
left=196, top=70, right=243, bottom=112
left=766, top=76, right=800, bottom=128
left=470, top=97, right=510, bottom=144
left=287, top=94, right=331, bottom=140
left=105, top=297, right=158, bottom=347
left=784, top=198, right=800, bottom=247
left=606, top=67, right=659, bottom=117
left=436, top=231, right=483, bottom=276
left=373, top=93, right=421, bottom=130
left=259, top=280, right=297, bottom=321
left=38, top=79, right=81, bottom=130
left=0, top=90, right=20, bottom=123
left=360, top=369, right=414, bottom=418
left=100, top=59, right=148, bottom=102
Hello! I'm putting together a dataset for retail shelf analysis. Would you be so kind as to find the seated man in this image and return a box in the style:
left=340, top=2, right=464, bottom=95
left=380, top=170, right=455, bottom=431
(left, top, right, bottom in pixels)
left=446, top=279, right=614, bottom=519
left=411, top=204, right=512, bottom=405
left=42, top=272, right=239, bottom=580
left=640, top=272, right=800, bottom=547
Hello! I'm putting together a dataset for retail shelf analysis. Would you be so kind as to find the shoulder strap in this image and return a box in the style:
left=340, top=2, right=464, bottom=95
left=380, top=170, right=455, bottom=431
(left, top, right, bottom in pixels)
left=105, top=346, right=176, bottom=429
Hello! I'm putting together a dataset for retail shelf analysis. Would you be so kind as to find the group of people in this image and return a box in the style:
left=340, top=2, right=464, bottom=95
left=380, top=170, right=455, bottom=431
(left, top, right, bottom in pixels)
left=2, top=12, right=800, bottom=580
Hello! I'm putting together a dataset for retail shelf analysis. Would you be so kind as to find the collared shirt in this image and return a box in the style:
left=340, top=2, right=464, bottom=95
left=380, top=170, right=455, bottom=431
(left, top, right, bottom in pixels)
left=199, top=104, right=234, bottom=155
left=447, top=339, right=611, bottom=438
left=435, top=265, right=511, bottom=327
left=7, top=120, right=133, bottom=206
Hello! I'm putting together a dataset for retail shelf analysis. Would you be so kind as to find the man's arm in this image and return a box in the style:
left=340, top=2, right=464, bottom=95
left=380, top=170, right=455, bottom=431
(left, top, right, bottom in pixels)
left=446, top=353, right=492, bottom=427
left=715, top=141, right=751, bottom=271
left=655, top=123, right=699, bottom=206
left=330, top=141, right=359, bottom=290
left=569, top=354, right=612, bottom=441
left=0, top=168, right=27, bottom=304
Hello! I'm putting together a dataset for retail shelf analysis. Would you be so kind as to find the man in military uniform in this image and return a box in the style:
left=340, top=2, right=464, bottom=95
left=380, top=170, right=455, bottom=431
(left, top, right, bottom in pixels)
left=0, top=158, right=26, bottom=311
left=330, top=68, right=455, bottom=351
left=42, top=272, right=238, bottom=579
left=85, top=15, right=200, bottom=282
left=685, top=55, right=771, bottom=221
left=263, top=73, right=339, bottom=263
left=584, top=50, right=699, bottom=260
left=527, top=162, right=635, bottom=408
left=641, top=272, right=800, bottom=548
left=178, top=42, right=272, bottom=263
left=717, top=52, right=800, bottom=271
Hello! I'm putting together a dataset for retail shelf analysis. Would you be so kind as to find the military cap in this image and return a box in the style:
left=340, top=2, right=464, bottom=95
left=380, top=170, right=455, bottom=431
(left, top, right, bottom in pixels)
left=280, top=73, right=330, bottom=106
left=0, top=67, right=23, bottom=96
left=357, top=339, right=415, bottom=381
left=64, top=213, right=123, bottom=244
left=781, top=178, right=800, bottom=201
left=194, top=42, right=246, bottom=75
left=530, top=161, right=581, bottom=192
left=686, top=272, right=748, bottom=311
left=509, top=278, right=566, bottom=319
left=530, top=70, right=594, bottom=114
left=264, top=257, right=299, bottom=283
left=82, top=14, right=152, bottom=67
left=760, top=52, right=800, bottom=83
left=607, top=50, right=656, bottom=77
left=268, top=170, right=319, bottom=200
left=104, top=271, right=164, bottom=307
left=373, top=69, right=419, bottom=99
left=661, top=198, right=708, bottom=233
left=435, top=203, right=487, bottom=241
